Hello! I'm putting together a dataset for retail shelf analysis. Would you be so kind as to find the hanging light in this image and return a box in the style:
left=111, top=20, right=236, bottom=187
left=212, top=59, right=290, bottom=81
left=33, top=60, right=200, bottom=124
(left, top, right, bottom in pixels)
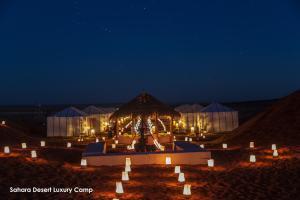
left=174, top=166, right=181, bottom=174
left=178, top=173, right=185, bottom=183
left=40, top=141, right=46, bottom=147
left=21, top=143, right=27, bottom=149
left=125, top=165, right=131, bottom=173
left=222, top=143, right=228, bottom=149
left=122, top=171, right=129, bottom=181
left=250, top=155, right=256, bottom=163
left=67, top=142, right=72, bottom=148
left=165, top=157, right=172, bottom=165
left=125, top=158, right=131, bottom=166
left=4, top=146, right=10, bottom=154
left=208, top=159, right=214, bottom=168
left=273, top=150, right=279, bottom=157
left=272, top=144, right=277, bottom=151
left=81, top=159, right=87, bottom=167
left=115, top=182, right=124, bottom=194
left=31, top=150, right=37, bottom=159
left=250, top=142, right=255, bottom=149
left=183, top=184, right=192, bottom=196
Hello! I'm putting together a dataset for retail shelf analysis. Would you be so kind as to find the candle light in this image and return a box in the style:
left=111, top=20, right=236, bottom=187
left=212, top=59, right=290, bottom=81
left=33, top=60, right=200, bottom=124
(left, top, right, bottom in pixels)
left=250, top=142, right=255, bottom=149
left=81, top=159, right=87, bottom=167
left=174, top=166, right=181, bottom=174
left=122, top=171, right=129, bottom=181
left=115, top=140, right=119, bottom=144
left=31, top=150, right=37, bottom=159
left=250, top=155, right=256, bottom=163
left=178, top=173, right=185, bottom=183
left=67, top=142, right=72, bottom=148
left=21, top=143, right=27, bottom=149
left=165, top=157, right=172, bottom=165
left=40, top=141, right=46, bottom=147
left=207, top=159, right=214, bottom=168
left=4, top=146, right=10, bottom=154
left=183, top=184, right=192, bottom=196
left=115, top=182, right=124, bottom=194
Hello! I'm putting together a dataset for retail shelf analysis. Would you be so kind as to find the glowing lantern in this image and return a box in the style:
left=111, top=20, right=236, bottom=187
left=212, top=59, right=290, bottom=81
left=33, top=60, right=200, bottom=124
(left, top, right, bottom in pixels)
left=125, top=158, right=131, bottom=166
left=1, top=121, right=5, bottom=125
left=102, top=137, right=106, bottom=141
left=4, top=146, right=10, bottom=154
left=189, top=138, right=193, bottom=142
left=77, top=138, right=81, bottom=142
left=165, top=157, right=172, bottom=165
left=125, top=165, right=131, bottom=173
left=272, top=144, right=277, bottom=151
left=115, top=140, right=119, bottom=144
left=183, top=184, right=192, bottom=196
left=21, top=143, right=27, bottom=149
left=174, top=166, right=181, bottom=174
left=67, top=142, right=72, bottom=148
left=112, top=144, right=116, bottom=149
left=250, top=142, right=255, bottom=149
left=115, top=182, right=124, bottom=194
left=95, top=138, right=99, bottom=143
left=250, top=155, right=256, bottom=163
left=203, top=136, right=206, bottom=139
left=200, top=144, right=205, bottom=149
left=222, top=143, right=228, bottom=149
left=40, top=141, right=46, bottom=147
left=178, top=173, right=185, bottom=183
left=185, top=137, right=188, bottom=141
left=207, top=159, right=214, bottom=168
left=273, top=150, right=279, bottom=157
left=122, top=171, right=129, bottom=181
left=81, top=159, right=87, bottom=167
left=31, top=150, right=37, bottom=159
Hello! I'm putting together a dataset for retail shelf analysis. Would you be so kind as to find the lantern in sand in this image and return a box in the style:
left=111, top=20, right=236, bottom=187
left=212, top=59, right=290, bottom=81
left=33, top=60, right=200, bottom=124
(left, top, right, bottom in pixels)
left=174, top=166, right=181, bottom=174
left=222, top=143, right=228, bottom=149
left=165, top=157, right=172, bottom=165
left=81, top=159, right=87, bottom=168
left=125, top=164, right=131, bottom=173
left=4, top=146, right=10, bottom=154
left=95, top=138, right=99, bottom=143
left=67, top=142, right=72, bottom=148
left=31, top=150, right=37, bottom=159
left=122, top=171, right=129, bottom=181
left=40, top=141, right=46, bottom=147
left=273, top=150, right=279, bottom=157
left=178, top=173, right=185, bottom=183
left=250, top=142, right=255, bottom=149
left=21, top=143, right=27, bottom=149
left=116, top=182, right=124, bottom=194
left=185, top=137, right=188, bottom=142
left=250, top=155, right=256, bottom=163
left=125, top=158, right=131, bottom=166
left=112, top=144, right=116, bottom=149
left=200, top=144, right=205, bottom=149
left=272, top=144, right=277, bottom=151
left=207, top=159, right=214, bottom=168
left=183, top=184, right=192, bottom=196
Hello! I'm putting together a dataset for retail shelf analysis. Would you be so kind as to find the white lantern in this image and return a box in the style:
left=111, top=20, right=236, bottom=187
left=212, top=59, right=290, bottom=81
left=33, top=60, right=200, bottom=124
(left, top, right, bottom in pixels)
left=185, top=137, right=188, bottom=141
left=250, top=155, right=256, bottom=163
left=116, top=182, right=124, bottom=194
left=1, top=121, right=6, bottom=125
left=81, top=159, right=87, bottom=167
left=165, top=157, right=172, bottom=165
left=125, top=158, right=131, bottom=166
left=178, top=173, right=185, bottom=183
left=21, top=143, right=27, bottom=149
left=125, top=165, right=131, bottom=173
left=183, top=184, right=192, bottom=196
left=102, top=137, right=106, bottom=141
left=273, top=150, right=279, bottom=157
left=67, top=142, right=72, bottom=148
left=250, top=142, right=255, bottom=149
left=31, top=150, right=37, bottom=159
left=189, top=138, right=193, bottom=142
left=115, top=140, right=119, bottom=144
left=122, top=171, right=129, bottom=181
left=222, top=143, right=228, bottom=149
left=200, top=144, right=205, bottom=149
left=95, top=138, right=99, bottom=143
left=112, top=144, right=116, bottom=149
left=272, top=144, right=277, bottom=151
left=174, top=166, right=181, bottom=174
left=208, top=159, right=214, bottom=168
left=4, top=146, right=10, bottom=154
left=40, top=141, right=46, bottom=147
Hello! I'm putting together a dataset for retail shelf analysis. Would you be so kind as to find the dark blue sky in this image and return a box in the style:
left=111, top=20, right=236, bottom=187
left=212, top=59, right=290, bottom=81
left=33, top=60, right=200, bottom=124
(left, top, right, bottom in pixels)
left=1, top=0, right=300, bottom=105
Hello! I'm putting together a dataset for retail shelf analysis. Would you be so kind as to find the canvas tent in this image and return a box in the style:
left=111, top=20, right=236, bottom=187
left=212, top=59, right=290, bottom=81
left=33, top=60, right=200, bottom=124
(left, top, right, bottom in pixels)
left=175, top=104, right=204, bottom=133
left=200, top=102, right=239, bottom=133
left=47, top=107, right=88, bottom=137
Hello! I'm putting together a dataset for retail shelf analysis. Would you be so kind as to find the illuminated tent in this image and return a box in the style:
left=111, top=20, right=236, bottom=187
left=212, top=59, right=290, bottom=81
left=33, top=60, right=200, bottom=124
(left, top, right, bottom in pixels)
left=175, top=104, right=204, bottom=133
left=47, top=107, right=88, bottom=137
left=200, top=102, right=239, bottom=133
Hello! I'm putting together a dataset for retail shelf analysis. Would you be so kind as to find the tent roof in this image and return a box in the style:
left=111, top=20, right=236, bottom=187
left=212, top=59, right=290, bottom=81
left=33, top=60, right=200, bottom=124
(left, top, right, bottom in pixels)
left=201, top=102, right=236, bottom=113
left=99, top=107, right=118, bottom=114
left=83, top=105, right=103, bottom=115
left=54, top=107, right=87, bottom=117
left=110, top=92, right=180, bottom=119
left=175, top=104, right=204, bottom=113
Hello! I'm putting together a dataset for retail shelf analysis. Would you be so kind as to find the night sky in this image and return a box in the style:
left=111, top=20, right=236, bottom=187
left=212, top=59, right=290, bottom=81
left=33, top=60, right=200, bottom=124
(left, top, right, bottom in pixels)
left=1, top=0, right=300, bottom=105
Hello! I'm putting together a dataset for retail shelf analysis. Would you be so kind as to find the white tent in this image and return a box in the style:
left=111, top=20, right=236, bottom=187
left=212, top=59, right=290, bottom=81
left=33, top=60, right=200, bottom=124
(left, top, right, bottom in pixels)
left=47, top=107, right=88, bottom=137
left=200, top=102, right=239, bottom=133
left=175, top=104, right=204, bottom=133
